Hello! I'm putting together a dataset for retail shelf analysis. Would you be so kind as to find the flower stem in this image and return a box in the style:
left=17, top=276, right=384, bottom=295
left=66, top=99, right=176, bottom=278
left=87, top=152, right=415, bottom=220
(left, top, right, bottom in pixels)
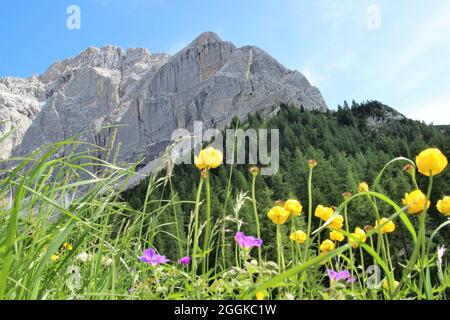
left=276, top=225, right=281, bottom=272
left=276, top=224, right=286, bottom=273
left=384, top=234, right=394, bottom=272
left=419, top=174, right=433, bottom=298
left=344, top=204, right=355, bottom=290
left=359, top=247, right=366, bottom=294
left=299, top=166, right=313, bottom=298
left=169, top=179, right=183, bottom=258
left=251, top=173, right=262, bottom=266
left=303, top=167, right=314, bottom=262
left=202, top=169, right=211, bottom=276
left=290, top=219, right=297, bottom=265
left=191, top=176, right=204, bottom=277
left=367, top=194, right=390, bottom=273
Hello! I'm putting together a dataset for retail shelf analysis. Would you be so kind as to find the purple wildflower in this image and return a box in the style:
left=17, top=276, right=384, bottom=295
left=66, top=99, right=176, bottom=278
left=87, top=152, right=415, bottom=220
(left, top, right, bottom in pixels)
left=235, top=232, right=263, bottom=249
left=346, top=276, right=357, bottom=284
left=327, top=269, right=351, bottom=282
left=139, top=248, right=169, bottom=266
left=178, top=256, right=191, bottom=265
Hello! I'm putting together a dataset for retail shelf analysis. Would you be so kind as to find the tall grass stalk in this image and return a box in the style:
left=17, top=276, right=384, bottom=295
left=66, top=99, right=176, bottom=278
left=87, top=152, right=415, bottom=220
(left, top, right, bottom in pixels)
left=219, top=50, right=253, bottom=270
left=251, top=172, right=262, bottom=266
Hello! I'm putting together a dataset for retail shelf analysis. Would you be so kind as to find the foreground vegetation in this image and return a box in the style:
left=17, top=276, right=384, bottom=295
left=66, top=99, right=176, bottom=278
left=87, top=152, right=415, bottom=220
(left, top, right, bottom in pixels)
left=127, top=103, right=450, bottom=268
left=0, top=104, right=449, bottom=300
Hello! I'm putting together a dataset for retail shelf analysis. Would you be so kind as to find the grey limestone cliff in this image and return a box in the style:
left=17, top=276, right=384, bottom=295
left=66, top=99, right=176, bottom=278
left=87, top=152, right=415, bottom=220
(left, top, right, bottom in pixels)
left=1, top=32, right=328, bottom=166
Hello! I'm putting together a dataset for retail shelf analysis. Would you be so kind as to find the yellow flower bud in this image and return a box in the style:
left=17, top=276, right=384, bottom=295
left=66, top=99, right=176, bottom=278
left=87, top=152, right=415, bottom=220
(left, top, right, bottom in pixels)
left=308, top=159, right=318, bottom=169
left=194, top=147, right=223, bottom=170
left=267, top=206, right=290, bottom=225
left=290, top=230, right=307, bottom=244
left=329, top=230, right=345, bottom=242
left=375, top=218, right=396, bottom=234
left=349, top=227, right=366, bottom=248
left=437, top=196, right=450, bottom=216
left=342, top=192, right=352, bottom=200
left=403, top=163, right=415, bottom=176
left=358, top=182, right=369, bottom=193
left=249, top=166, right=260, bottom=176
left=320, top=239, right=336, bottom=253
left=63, top=242, right=73, bottom=251
left=329, top=215, right=344, bottom=229
left=314, top=205, right=334, bottom=222
left=402, top=190, right=430, bottom=215
left=416, top=148, right=448, bottom=177
left=256, top=292, right=265, bottom=300
left=284, top=199, right=303, bottom=216
left=51, top=254, right=59, bottom=262
left=383, top=279, right=400, bottom=290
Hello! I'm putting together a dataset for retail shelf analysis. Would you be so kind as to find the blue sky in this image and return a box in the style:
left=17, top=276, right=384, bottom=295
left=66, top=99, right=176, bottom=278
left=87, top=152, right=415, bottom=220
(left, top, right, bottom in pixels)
left=1, top=0, right=449, bottom=124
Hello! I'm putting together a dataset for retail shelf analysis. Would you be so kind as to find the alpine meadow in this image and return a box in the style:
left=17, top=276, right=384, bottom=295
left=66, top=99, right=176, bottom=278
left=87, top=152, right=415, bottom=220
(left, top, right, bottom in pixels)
left=1, top=1, right=450, bottom=303
left=1, top=101, right=449, bottom=300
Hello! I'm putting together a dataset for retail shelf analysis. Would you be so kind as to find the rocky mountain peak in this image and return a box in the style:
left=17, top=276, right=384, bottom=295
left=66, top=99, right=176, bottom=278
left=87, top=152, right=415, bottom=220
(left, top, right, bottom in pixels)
left=350, top=101, right=406, bottom=127
left=1, top=32, right=329, bottom=165
left=189, top=31, right=223, bottom=47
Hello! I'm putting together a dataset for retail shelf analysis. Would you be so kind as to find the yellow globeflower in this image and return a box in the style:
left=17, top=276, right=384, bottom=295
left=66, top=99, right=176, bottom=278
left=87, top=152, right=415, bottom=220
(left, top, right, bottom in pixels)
left=329, top=230, right=345, bottom=242
left=358, top=182, right=369, bottom=193
left=416, top=148, right=448, bottom=176
left=284, top=199, right=303, bottom=216
left=320, top=239, right=336, bottom=253
left=63, top=242, right=73, bottom=251
left=402, top=190, right=430, bottom=215
left=290, top=230, right=307, bottom=244
left=375, top=218, right=396, bottom=234
left=194, top=147, right=223, bottom=170
left=383, top=279, right=400, bottom=290
left=349, top=227, right=367, bottom=248
left=51, top=254, right=59, bottom=262
left=315, top=205, right=334, bottom=222
left=437, top=196, right=450, bottom=216
left=256, top=292, right=265, bottom=300
left=329, top=215, right=344, bottom=229
left=267, top=206, right=290, bottom=225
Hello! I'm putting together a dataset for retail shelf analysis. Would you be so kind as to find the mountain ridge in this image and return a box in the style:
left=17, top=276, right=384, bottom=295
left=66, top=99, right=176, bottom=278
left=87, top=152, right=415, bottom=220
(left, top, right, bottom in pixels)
left=1, top=32, right=328, bottom=163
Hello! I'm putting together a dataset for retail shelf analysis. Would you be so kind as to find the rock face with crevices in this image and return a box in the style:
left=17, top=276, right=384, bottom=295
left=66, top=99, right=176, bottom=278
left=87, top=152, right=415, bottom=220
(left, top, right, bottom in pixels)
left=0, top=76, right=46, bottom=159
left=2, top=32, right=328, bottom=165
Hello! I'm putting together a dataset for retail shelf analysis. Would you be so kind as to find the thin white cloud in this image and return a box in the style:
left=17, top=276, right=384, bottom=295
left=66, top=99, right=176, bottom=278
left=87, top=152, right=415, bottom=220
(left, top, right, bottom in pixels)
left=316, top=0, right=365, bottom=27
left=324, top=51, right=358, bottom=72
left=355, top=3, right=450, bottom=123
left=297, top=63, right=322, bottom=87
left=404, top=94, right=450, bottom=125
left=384, top=5, right=450, bottom=80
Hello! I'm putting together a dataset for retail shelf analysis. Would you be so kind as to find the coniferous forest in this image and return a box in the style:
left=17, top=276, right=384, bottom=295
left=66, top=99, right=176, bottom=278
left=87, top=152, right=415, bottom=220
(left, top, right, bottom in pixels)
left=124, top=101, right=450, bottom=271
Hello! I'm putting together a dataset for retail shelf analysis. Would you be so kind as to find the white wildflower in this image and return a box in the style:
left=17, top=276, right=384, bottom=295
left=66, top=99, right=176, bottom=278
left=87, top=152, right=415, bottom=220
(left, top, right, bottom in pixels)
left=102, top=257, right=113, bottom=267
left=76, top=252, right=92, bottom=263
left=285, top=293, right=296, bottom=300
left=437, top=246, right=446, bottom=267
